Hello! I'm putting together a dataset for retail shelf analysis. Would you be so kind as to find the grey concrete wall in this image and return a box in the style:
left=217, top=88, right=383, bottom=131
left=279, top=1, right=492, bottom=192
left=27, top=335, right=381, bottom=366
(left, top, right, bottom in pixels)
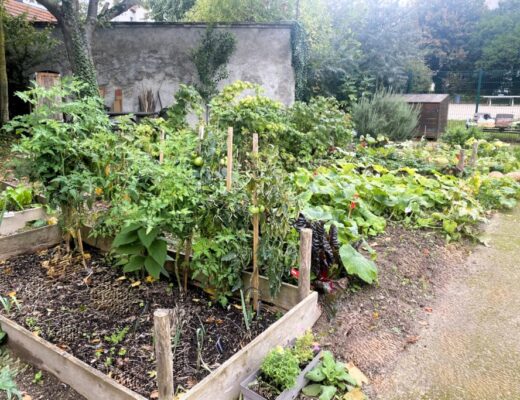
left=36, top=22, right=295, bottom=112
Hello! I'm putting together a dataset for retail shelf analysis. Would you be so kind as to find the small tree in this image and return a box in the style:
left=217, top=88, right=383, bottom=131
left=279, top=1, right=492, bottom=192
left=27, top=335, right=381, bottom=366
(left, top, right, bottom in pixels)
left=4, top=13, right=56, bottom=116
left=191, top=26, right=236, bottom=105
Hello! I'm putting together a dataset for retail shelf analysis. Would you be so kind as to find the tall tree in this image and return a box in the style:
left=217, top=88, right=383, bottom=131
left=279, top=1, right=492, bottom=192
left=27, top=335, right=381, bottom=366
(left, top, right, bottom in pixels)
left=471, top=0, right=520, bottom=94
left=36, top=0, right=141, bottom=95
left=185, top=0, right=295, bottom=22
left=415, top=0, right=485, bottom=92
left=146, top=0, right=195, bottom=21
left=0, top=0, right=8, bottom=125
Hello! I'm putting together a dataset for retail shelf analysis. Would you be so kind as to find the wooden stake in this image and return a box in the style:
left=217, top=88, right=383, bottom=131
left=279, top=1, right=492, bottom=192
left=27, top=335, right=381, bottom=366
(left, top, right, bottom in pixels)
left=298, top=228, right=312, bottom=301
left=470, top=141, right=479, bottom=168
left=251, top=133, right=260, bottom=311
left=457, top=149, right=465, bottom=174
left=183, top=235, right=192, bottom=292
left=159, top=129, right=165, bottom=164
left=226, top=127, right=233, bottom=191
left=154, top=309, right=174, bottom=400
left=198, top=124, right=205, bottom=153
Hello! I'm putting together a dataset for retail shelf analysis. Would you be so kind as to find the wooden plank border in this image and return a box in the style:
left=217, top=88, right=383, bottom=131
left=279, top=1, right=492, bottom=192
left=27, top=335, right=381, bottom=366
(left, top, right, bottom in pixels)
left=0, top=225, right=61, bottom=260
left=181, top=291, right=321, bottom=400
left=0, top=315, right=147, bottom=400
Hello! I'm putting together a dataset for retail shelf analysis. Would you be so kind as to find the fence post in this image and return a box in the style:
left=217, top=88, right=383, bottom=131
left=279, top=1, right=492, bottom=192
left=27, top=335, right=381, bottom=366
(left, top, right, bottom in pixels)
left=154, top=309, right=174, bottom=400
left=475, top=68, right=483, bottom=114
left=298, top=228, right=312, bottom=301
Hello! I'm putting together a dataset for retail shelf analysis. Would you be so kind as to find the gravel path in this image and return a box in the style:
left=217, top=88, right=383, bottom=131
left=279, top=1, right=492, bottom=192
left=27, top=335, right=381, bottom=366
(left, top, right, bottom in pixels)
left=372, top=207, right=520, bottom=399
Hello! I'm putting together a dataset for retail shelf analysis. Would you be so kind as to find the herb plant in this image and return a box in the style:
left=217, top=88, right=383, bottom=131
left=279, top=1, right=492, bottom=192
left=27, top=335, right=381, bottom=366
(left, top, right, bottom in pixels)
left=260, top=346, right=301, bottom=393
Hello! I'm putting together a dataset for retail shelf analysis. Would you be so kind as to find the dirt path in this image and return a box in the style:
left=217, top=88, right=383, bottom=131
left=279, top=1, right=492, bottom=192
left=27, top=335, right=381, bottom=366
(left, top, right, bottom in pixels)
left=372, top=207, right=520, bottom=399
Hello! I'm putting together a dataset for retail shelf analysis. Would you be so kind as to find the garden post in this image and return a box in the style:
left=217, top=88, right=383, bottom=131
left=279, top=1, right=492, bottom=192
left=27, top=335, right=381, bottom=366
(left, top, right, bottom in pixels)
left=226, top=127, right=233, bottom=191
left=298, top=228, right=312, bottom=301
left=198, top=124, right=205, bottom=152
left=457, top=149, right=465, bottom=174
left=470, top=141, right=478, bottom=168
left=159, top=129, right=165, bottom=164
left=154, top=309, right=174, bottom=400
left=251, top=133, right=260, bottom=311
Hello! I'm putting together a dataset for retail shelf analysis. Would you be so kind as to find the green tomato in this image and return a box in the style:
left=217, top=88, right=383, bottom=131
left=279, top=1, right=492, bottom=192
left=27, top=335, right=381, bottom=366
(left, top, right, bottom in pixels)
left=249, top=206, right=260, bottom=214
left=192, top=157, right=204, bottom=167
left=259, top=205, right=266, bottom=213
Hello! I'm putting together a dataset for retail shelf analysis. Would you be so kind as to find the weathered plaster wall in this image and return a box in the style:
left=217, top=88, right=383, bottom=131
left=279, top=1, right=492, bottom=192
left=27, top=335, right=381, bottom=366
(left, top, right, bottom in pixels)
left=36, top=22, right=295, bottom=112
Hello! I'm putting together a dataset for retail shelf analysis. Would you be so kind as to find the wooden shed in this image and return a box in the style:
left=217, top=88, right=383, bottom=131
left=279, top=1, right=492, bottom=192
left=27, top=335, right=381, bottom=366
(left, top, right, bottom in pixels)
left=402, top=94, right=450, bottom=139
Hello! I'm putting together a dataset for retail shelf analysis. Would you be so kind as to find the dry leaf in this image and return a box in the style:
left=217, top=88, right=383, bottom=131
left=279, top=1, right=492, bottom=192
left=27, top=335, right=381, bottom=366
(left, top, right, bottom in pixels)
left=131, top=281, right=141, bottom=287
left=424, top=307, right=433, bottom=313
left=406, top=335, right=420, bottom=344
left=346, top=362, right=369, bottom=386
left=343, top=388, right=367, bottom=400
left=116, top=276, right=127, bottom=281
left=145, top=276, right=155, bottom=283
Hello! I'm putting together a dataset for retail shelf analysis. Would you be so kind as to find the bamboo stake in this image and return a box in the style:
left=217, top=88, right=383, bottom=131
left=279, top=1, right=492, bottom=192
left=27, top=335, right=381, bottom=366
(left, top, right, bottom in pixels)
left=153, top=309, right=174, bottom=400
left=159, top=129, right=165, bottom=164
left=251, top=133, right=260, bottom=311
left=226, top=127, right=233, bottom=191
left=298, top=228, right=312, bottom=301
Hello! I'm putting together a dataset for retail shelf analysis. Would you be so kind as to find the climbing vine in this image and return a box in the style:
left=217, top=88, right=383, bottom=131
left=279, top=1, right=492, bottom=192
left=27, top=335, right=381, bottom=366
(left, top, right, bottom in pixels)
left=290, top=21, right=310, bottom=101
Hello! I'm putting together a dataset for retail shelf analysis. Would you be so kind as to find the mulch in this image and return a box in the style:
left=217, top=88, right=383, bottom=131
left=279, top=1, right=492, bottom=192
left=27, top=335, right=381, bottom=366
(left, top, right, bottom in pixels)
left=0, top=247, right=278, bottom=399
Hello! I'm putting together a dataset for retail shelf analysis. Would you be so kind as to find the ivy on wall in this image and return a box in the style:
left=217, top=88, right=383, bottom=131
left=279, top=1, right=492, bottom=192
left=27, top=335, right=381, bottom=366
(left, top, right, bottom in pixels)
left=290, top=21, right=310, bottom=102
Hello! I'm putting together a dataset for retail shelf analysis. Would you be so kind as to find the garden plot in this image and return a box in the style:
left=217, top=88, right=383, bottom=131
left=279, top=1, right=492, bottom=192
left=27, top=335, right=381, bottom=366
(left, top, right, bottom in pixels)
left=0, top=247, right=282, bottom=398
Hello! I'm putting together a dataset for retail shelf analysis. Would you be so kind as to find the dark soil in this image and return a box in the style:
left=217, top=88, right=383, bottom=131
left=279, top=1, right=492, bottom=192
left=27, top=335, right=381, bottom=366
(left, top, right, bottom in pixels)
left=0, top=348, right=83, bottom=400
left=312, top=223, right=470, bottom=397
left=0, top=247, right=278, bottom=399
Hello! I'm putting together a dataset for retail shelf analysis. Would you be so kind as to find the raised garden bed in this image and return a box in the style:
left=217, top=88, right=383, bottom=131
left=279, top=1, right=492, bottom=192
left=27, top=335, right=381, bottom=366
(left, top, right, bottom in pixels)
left=0, top=248, right=279, bottom=397
left=0, top=234, right=321, bottom=400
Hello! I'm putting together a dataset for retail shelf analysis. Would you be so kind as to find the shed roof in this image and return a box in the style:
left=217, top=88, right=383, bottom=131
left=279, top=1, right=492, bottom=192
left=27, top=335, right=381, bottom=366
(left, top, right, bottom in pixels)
left=5, top=0, right=56, bottom=22
left=401, top=94, right=450, bottom=103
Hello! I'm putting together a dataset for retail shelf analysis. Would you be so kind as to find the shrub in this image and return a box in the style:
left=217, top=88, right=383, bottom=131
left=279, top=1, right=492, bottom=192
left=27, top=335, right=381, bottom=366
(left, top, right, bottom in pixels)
left=351, top=89, right=419, bottom=141
left=442, top=126, right=483, bottom=146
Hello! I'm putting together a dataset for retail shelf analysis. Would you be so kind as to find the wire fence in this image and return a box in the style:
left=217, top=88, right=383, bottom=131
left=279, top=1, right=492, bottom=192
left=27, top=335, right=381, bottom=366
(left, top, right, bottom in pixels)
left=408, top=69, right=520, bottom=120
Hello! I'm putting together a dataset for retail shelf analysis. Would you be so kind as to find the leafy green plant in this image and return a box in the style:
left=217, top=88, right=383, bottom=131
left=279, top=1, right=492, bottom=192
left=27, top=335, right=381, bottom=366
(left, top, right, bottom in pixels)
left=260, top=346, right=301, bottom=393
left=0, top=294, right=20, bottom=315
left=442, top=126, right=483, bottom=146
left=104, top=326, right=129, bottom=346
left=303, top=351, right=357, bottom=400
left=0, top=185, right=32, bottom=212
left=351, top=89, right=419, bottom=142
left=0, top=366, right=21, bottom=400
left=112, top=224, right=169, bottom=280
left=32, top=370, right=43, bottom=384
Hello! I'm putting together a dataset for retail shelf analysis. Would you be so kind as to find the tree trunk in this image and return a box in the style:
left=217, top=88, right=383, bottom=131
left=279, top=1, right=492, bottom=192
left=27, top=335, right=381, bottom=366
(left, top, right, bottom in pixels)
left=59, top=0, right=98, bottom=97
left=0, top=0, right=9, bottom=126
